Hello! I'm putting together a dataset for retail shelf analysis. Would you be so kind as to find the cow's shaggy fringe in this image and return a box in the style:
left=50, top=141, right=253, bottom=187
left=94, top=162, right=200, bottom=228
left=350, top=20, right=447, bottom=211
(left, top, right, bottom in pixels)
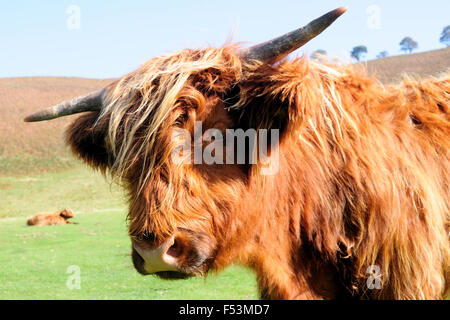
left=71, top=45, right=449, bottom=299
left=95, top=46, right=244, bottom=240
left=100, top=48, right=240, bottom=186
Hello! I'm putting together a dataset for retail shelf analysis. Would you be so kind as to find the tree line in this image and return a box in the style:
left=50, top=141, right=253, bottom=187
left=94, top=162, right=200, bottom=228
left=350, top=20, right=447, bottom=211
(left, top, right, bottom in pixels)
left=311, top=25, right=450, bottom=62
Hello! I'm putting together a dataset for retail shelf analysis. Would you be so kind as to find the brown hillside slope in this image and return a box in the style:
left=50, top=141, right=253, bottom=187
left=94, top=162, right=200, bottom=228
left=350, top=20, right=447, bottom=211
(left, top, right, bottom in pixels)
left=0, top=77, right=111, bottom=174
left=1, top=48, right=449, bottom=174
left=366, top=47, right=450, bottom=84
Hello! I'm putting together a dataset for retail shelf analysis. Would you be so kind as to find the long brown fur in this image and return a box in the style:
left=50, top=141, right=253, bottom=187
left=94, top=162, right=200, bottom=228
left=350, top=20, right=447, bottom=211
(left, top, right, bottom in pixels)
left=66, top=45, right=449, bottom=299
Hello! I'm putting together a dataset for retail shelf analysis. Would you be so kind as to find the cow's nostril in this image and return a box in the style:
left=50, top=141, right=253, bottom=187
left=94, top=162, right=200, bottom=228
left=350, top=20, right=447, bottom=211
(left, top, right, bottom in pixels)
left=132, top=235, right=183, bottom=274
left=166, top=238, right=183, bottom=258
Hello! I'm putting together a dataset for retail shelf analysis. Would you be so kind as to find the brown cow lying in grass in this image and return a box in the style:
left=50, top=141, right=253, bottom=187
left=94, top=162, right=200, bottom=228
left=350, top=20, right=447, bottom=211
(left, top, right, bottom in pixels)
left=26, top=208, right=76, bottom=226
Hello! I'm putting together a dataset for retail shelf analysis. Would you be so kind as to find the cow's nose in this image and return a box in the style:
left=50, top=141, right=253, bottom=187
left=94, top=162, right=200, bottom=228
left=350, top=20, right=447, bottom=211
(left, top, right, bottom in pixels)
left=132, top=236, right=180, bottom=274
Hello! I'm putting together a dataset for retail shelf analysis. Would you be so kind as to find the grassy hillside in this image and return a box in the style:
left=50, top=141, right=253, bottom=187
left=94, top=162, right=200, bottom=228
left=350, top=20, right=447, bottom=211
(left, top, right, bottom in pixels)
left=366, top=47, right=450, bottom=84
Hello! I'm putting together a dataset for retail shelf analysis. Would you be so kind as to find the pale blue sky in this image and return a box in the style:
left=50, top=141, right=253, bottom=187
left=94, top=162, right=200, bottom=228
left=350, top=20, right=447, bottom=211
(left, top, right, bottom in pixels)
left=1, top=0, right=449, bottom=78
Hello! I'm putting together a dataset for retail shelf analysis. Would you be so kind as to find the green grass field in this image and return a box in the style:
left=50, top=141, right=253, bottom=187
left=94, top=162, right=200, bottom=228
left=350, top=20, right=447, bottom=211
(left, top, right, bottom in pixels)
left=0, top=164, right=258, bottom=299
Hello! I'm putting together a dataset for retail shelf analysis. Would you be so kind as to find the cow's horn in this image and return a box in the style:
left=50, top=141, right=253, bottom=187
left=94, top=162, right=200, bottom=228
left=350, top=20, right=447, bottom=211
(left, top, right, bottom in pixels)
left=239, top=7, right=347, bottom=63
left=24, top=89, right=107, bottom=122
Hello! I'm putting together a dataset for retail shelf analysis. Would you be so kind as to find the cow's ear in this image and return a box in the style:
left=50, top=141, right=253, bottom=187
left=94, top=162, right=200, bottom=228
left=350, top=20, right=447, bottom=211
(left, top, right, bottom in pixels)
left=60, top=209, right=73, bottom=218
left=65, top=112, right=112, bottom=172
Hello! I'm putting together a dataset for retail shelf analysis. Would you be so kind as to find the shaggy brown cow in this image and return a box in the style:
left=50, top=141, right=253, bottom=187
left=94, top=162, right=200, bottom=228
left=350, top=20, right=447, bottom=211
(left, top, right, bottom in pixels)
left=26, top=208, right=75, bottom=226
left=24, top=8, right=449, bottom=299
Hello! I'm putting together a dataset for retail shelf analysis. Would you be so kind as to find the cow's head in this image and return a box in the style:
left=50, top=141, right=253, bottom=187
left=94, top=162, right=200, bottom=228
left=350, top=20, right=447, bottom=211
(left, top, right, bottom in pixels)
left=25, top=8, right=346, bottom=279
left=60, top=208, right=75, bottom=219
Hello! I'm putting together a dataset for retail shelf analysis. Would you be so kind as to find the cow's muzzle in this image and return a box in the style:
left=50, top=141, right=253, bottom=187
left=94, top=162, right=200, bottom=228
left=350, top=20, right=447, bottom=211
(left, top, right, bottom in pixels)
left=131, top=230, right=215, bottom=279
left=132, top=236, right=181, bottom=274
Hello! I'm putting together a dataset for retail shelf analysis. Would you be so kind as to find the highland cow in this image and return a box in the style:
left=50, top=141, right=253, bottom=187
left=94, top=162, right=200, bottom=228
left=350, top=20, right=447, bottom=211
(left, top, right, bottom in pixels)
left=24, top=8, right=449, bottom=299
left=26, top=208, right=76, bottom=226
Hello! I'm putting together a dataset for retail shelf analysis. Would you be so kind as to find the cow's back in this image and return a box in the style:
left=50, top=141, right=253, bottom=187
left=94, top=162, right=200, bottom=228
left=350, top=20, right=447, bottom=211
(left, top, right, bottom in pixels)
left=26, top=212, right=67, bottom=226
